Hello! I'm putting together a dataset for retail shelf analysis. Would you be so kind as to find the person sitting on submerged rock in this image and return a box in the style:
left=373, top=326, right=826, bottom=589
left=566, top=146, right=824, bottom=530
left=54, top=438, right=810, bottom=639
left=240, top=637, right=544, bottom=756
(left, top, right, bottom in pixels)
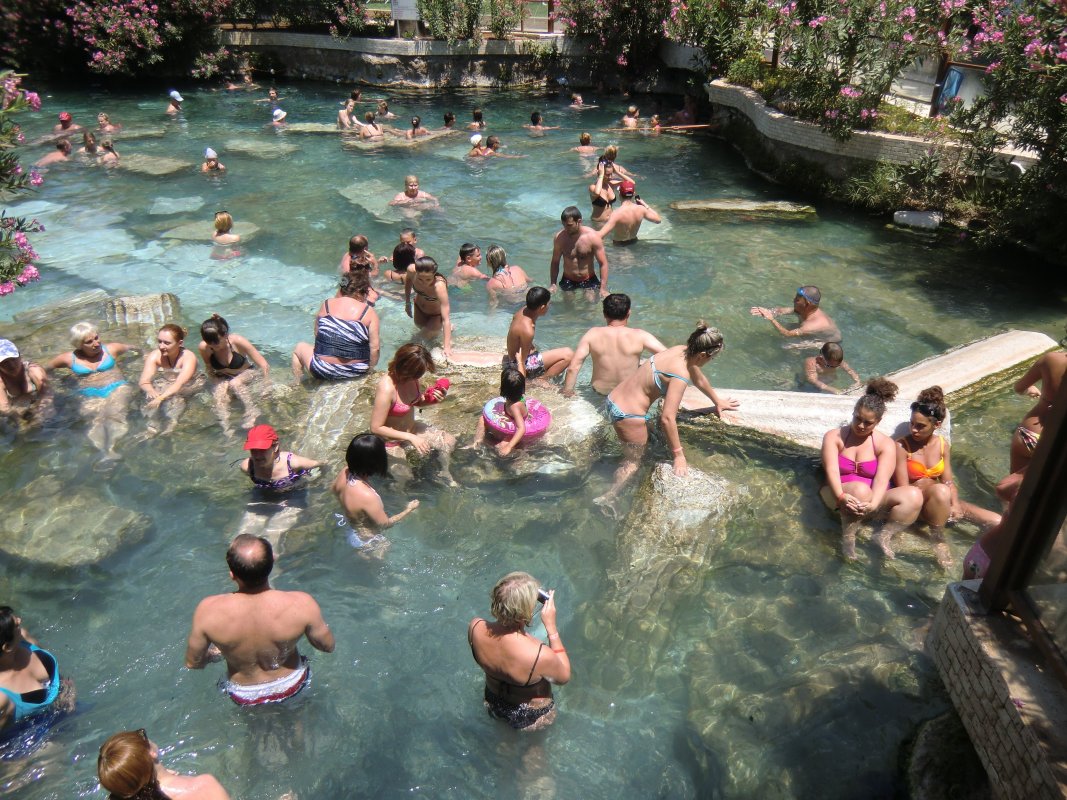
left=0, top=339, right=51, bottom=425
left=332, top=432, right=419, bottom=552
left=240, top=424, right=321, bottom=493
left=0, top=606, right=75, bottom=739
left=292, top=271, right=380, bottom=381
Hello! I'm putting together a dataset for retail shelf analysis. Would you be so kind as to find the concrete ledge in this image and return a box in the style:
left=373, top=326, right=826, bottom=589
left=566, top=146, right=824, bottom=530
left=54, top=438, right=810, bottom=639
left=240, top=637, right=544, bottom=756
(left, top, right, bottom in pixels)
left=222, top=29, right=570, bottom=56
left=927, top=582, right=1067, bottom=799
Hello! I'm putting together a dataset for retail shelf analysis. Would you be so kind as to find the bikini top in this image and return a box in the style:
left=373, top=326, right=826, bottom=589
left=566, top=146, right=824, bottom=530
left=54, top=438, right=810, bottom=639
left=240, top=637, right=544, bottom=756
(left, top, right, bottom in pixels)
left=413, top=276, right=444, bottom=304
left=467, top=619, right=545, bottom=691
left=208, top=340, right=248, bottom=372
left=591, top=191, right=615, bottom=209
left=249, top=452, right=310, bottom=491
left=901, top=435, right=946, bottom=480
left=838, top=453, right=878, bottom=480
left=388, top=380, right=421, bottom=417
left=70, top=345, right=115, bottom=375
left=0, top=642, right=60, bottom=723
left=492, top=267, right=516, bottom=288
left=650, top=353, right=692, bottom=396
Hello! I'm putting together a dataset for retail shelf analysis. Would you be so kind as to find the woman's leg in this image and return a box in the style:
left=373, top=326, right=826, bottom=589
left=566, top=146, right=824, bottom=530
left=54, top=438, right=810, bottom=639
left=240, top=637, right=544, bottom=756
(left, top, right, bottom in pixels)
left=595, top=418, right=649, bottom=515
left=871, top=485, right=923, bottom=559
left=839, top=481, right=872, bottom=561
left=210, top=379, right=234, bottom=436
left=229, top=370, right=261, bottom=429
left=292, top=342, right=314, bottom=380
left=919, top=482, right=953, bottom=568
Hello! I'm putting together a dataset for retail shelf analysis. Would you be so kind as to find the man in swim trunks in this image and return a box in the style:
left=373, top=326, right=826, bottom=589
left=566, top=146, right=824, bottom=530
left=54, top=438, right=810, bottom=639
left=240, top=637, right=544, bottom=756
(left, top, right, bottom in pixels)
left=749, top=285, right=842, bottom=344
left=562, top=293, right=666, bottom=397
left=549, top=206, right=609, bottom=298
left=597, top=181, right=662, bottom=245
left=504, top=287, right=573, bottom=380
left=184, top=534, right=335, bottom=706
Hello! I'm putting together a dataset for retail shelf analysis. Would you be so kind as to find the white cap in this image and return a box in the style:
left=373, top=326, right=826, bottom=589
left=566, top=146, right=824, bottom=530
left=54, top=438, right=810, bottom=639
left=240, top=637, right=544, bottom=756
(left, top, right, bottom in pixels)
left=470, top=134, right=482, bottom=146
left=273, top=108, right=287, bottom=122
left=204, top=147, right=218, bottom=159
left=169, top=90, right=183, bottom=102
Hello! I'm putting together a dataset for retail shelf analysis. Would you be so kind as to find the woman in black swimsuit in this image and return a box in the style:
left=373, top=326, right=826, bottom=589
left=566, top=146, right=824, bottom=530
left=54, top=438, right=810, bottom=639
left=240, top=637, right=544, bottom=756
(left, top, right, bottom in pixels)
left=588, top=159, right=617, bottom=228
left=198, top=314, right=271, bottom=435
left=468, top=572, right=570, bottom=731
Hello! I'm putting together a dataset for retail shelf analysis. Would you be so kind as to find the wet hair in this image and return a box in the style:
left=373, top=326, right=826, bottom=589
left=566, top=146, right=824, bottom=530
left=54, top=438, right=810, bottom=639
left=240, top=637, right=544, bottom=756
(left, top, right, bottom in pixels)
left=199, top=313, right=230, bottom=345
left=854, top=377, right=898, bottom=421
left=459, top=242, right=479, bottom=261
left=526, top=286, right=551, bottom=310
left=685, top=321, right=724, bottom=359
left=350, top=88, right=362, bottom=101
left=158, top=323, right=186, bottom=344
left=364, top=111, right=376, bottom=124
left=561, top=205, right=582, bottom=223
left=377, top=99, right=389, bottom=111
left=627, top=105, right=638, bottom=114
left=485, top=135, right=500, bottom=149
left=400, top=227, right=417, bottom=241
left=345, top=433, right=387, bottom=478
left=414, top=255, right=439, bottom=275
left=530, top=111, right=542, bottom=125
left=338, top=269, right=370, bottom=299
left=226, top=534, right=273, bottom=586
left=348, top=234, right=369, bottom=256
left=0, top=607, right=19, bottom=650
left=472, top=108, right=483, bottom=122
left=912, top=386, right=947, bottom=423
left=797, top=285, right=822, bottom=305
left=443, top=111, right=455, bottom=126
left=82, top=130, right=97, bottom=149
left=214, top=211, right=233, bottom=234
left=57, top=139, right=72, bottom=154
left=485, top=245, right=507, bottom=271
left=98, top=112, right=110, bottom=124
left=388, top=342, right=435, bottom=381
left=70, top=321, right=100, bottom=349
left=101, top=140, right=116, bottom=154
left=404, top=174, right=419, bottom=187
left=579, top=132, right=591, bottom=145
left=411, top=116, right=421, bottom=129
left=603, top=144, right=618, bottom=161
left=392, top=242, right=417, bottom=271
left=490, top=571, right=539, bottom=627
left=821, top=341, right=844, bottom=365
left=98, top=731, right=167, bottom=800
left=500, top=368, right=525, bottom=404
left=603, top=293, right=631, bottom=321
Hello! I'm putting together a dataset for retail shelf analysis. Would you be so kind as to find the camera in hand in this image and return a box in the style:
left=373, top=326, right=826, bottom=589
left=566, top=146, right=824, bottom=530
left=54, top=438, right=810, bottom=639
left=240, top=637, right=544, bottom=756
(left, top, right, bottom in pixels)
left=537, top=588, right=551, bottom=604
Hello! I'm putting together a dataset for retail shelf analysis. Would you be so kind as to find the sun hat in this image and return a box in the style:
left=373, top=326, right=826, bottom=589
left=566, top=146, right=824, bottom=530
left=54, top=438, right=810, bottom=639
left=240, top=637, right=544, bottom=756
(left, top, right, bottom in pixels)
left=0, top=339, right=19, bottom=363
left=619, top=180, right=636, bottom=196
left=272, top=108, right=287, bottom=122
left=169, top=90, right=183, bottom=102
left=58, top=111, right=72, bottom=122
left=204, top=147, right=218, bottom=159
left=244, top=424, right=279, bottom=450
left=469, top=134, right=482, bottom=146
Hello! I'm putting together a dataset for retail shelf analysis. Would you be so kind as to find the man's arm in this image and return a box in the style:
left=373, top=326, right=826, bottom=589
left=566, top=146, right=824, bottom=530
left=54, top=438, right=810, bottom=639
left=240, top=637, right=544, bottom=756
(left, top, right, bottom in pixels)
left=804, top=356, right=836, bottom=393
left=548, top=233, right=562, bottom=292
left=562, top=332, right=592, bottom=396
left=593, top=236, right=609, bottom=295
left=303, top=596, right=336, bottom=653
left=640, top=330, right=667, bottom=355
left=184, top=602, right=215, bottom=669
left=637, top=198, right=661, bottom=223
left=597, top=212, right=618, bottom=240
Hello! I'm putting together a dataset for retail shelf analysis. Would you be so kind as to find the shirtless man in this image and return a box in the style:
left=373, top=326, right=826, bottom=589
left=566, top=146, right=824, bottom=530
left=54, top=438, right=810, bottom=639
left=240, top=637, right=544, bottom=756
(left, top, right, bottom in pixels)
left=0, top=339, right=51, bottom=423
left=504, top=287, right=574, bottom=380
left=185, top=534, right=335, bottom=706
left=562, top=294, right=666, bottom=397
left=549, top=206, right=610, bottom=297
left=597, top=180, right=662, bottom=244
left=749, top=285, right=841, bottom=344
left=804, top=342, right=861, bottom=394
left=621, top=106, right=640, bottom=129
left=52, top=111, right=82, bottom=136
left=35, top=139, right=71, bottom=168
left=389, top=175, right=438, bottom=207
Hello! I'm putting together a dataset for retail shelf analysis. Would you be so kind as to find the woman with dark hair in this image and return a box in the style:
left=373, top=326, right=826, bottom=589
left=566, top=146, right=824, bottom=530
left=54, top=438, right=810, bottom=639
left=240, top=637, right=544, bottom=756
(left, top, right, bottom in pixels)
left=468, top=572, right=570, bottom=731
left=404, top=256, right=453, bottom=356
left=597, top=322, right=739, bottom=512
left=359, top=111, right=384, bottom=141
left=588, top=159, right=617, bottom=227
left=370, top=343, right=454, bottom=484
left=339, top=234, right=378, bottom=274
left=0, top=607, right=74, bottom=734
left=97, top=729, right=229, bottom=799
left=198, top=314, right=270, bottom=434
left=137, top=323, right=202, bottom=437
left=895, top=386, right=1002, bottom=568
left=821, top=378, right=923, bottom=561
left=291, top=271, right=380, bottom=381
left=406, top=116, right=431, bottom=139
left=332, top=433, right=419, bottom=549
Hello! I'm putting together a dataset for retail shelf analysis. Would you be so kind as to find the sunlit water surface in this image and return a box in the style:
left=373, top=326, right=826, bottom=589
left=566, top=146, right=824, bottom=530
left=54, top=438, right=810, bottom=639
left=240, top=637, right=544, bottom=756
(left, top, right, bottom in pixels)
left=1, top=83, right=1065, bottom=799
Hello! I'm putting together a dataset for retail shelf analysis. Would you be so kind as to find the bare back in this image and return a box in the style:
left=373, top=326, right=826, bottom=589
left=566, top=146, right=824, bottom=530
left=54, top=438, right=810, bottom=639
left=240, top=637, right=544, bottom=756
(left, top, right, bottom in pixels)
left=1023, top=351, right=1067, bottom=427
left=587, top=326, right=661, bottom=394
left=506, top=310, right=536, bottom=363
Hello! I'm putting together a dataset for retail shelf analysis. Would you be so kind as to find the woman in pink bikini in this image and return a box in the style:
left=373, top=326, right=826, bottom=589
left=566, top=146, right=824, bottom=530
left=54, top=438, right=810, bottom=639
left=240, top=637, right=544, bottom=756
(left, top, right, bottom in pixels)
left=821, top=378, right=922, bottom=561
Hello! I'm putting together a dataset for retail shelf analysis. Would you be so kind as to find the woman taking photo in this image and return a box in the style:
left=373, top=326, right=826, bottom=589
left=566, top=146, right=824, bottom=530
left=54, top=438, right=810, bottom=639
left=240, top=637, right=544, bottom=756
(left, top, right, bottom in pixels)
left=292, top=271, right=380, bottom=381
left=137, top=323, right=202, bottom=437
left=97, top=729, right=230, bottom=799
left=468, top=572, right=570, bottom=731
left=821, top=378, right=923, bottom=561
left=588, top=159, right=617, bottom=228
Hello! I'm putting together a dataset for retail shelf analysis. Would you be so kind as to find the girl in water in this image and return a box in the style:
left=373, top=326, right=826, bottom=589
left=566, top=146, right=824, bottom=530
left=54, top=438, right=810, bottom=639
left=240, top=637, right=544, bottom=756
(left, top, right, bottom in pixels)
left=48, top=321, right=134, bottom=459
left=212, top=211, right=240, bottom=246
left=340, top=234, right=379, bottom=274
left=369, top=343, right=455, bottom=486
left=404, top=256, right=454, bottom=357
left=197, top=314, right=270, bottom=435
left=137, top=323, right=202, bottom=437
left=359, top=111, right=383, bottom=141
left=332, top=432, right=419, bottom=551
left=97, top=729, right=230, bottom=800
left=406, top=116, right=432, bottom=139
left=471, top=368, right=529, bottom=457
left=894, top=386, right=1002, bottom=569
left=820, top=378, right=923, bottom=561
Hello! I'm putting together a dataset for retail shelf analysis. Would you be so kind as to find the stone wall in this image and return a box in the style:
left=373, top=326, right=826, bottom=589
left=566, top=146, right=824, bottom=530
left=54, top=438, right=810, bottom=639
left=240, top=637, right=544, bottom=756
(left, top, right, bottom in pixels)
left=927, top=582, right=1067, bottom=799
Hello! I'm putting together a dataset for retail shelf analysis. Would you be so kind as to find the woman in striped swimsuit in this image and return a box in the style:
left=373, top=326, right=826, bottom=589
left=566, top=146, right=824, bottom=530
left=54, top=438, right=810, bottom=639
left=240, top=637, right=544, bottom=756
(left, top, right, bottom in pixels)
left=292, top=271, right=380, bottom=381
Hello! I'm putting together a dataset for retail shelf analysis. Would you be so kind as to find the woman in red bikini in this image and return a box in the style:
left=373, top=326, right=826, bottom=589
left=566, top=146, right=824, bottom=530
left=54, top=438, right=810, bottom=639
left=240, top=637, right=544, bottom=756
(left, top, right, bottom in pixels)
left=821, top=378, right=922, bottom=561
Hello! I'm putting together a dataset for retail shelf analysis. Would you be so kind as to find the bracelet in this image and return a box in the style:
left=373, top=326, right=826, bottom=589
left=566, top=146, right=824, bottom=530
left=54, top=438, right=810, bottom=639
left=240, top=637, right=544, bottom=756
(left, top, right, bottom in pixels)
left=551, top=646, right=566, bottom=654
left=546, top=631, right=559, bottom=639
left=672, top=447, right=684, bottom=454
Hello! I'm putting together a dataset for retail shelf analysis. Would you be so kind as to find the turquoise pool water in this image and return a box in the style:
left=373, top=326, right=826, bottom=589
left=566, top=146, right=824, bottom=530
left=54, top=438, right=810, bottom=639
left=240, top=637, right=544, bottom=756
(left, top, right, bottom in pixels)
left=1, top=83, right=1064, bottom=799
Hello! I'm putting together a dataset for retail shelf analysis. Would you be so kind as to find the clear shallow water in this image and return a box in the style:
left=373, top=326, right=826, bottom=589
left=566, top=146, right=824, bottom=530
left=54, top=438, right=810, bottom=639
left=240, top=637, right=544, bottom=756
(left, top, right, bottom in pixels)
left=1, top=83, right=1064, bottom=798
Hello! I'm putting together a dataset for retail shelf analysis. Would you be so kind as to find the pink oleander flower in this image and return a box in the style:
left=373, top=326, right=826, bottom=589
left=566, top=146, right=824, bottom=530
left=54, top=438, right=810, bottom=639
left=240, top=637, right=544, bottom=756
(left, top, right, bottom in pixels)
left=617, top=53, right=628, bottom=66
left=22, top=90, right=41, bottom=111
left=0, top=282, right=15, bottom=296
left=903, top=32, right=914, bottom=42
left=17, top=265, right=40, bottom=284
left=1060, top=93, right=1067, bottom=103
left=840, top=85, right=861, bottom=98
left=30, top=170, right=43, bottom=187
left=985, top=60, right=1000, bottom=73
left=809, top=14, right=828, bottom=26
left=12, top=164, right=21, bottom=176
left=824, top=109, right=839, bottom=118
left=13, top=232, right=28, bottom=249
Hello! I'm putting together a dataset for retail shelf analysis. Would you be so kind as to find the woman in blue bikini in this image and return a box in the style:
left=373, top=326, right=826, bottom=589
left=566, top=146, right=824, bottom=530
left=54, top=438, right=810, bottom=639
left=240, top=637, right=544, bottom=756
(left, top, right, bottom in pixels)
left=0, top=606, right=75, bottom=744
left=598, top=323, right=738, bottom=513
left=48, top=321, right=135, bottom=459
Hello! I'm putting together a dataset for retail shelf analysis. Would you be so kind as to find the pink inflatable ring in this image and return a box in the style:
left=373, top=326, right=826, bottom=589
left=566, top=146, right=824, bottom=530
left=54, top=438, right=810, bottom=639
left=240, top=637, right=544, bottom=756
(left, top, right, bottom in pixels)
left=482, top=396, right=552, bottom=441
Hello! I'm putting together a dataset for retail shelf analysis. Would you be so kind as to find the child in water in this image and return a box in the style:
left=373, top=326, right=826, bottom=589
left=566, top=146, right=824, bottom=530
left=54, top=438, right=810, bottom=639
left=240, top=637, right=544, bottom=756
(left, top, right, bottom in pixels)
left=804, top=342, right=861, bottom=394
left=472, top=368, right=530, bottom=456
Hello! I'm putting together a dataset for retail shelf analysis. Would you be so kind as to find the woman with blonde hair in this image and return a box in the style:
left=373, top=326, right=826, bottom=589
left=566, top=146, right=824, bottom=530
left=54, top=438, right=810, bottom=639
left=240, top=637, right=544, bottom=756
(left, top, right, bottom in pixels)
left=484, top=244, right=529, bottom=299
left=97, top=729, right=229, bottom=799
left=212, top=211, right=240, bottom=246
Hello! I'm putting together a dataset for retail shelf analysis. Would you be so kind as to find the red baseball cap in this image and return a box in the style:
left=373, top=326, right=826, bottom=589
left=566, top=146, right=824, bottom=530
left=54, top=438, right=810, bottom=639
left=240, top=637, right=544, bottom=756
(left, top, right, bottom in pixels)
left=58, top=112, right=72, bottom=122
left=244, top=424, right=279, bottom=450
left=619, top=180, right=636, bottom=196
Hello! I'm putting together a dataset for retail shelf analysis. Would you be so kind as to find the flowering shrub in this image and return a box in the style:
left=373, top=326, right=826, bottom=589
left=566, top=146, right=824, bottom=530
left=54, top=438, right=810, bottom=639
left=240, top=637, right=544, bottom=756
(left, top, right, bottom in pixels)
left=329, top=0, right=368, bottom=39
left=487, top=0, right=526, bottom=39
left=552, top=0, right=672, bottom=76
left=418, top=0, right=483, bottom=42
left=0, top=71, right=44, bottom=296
